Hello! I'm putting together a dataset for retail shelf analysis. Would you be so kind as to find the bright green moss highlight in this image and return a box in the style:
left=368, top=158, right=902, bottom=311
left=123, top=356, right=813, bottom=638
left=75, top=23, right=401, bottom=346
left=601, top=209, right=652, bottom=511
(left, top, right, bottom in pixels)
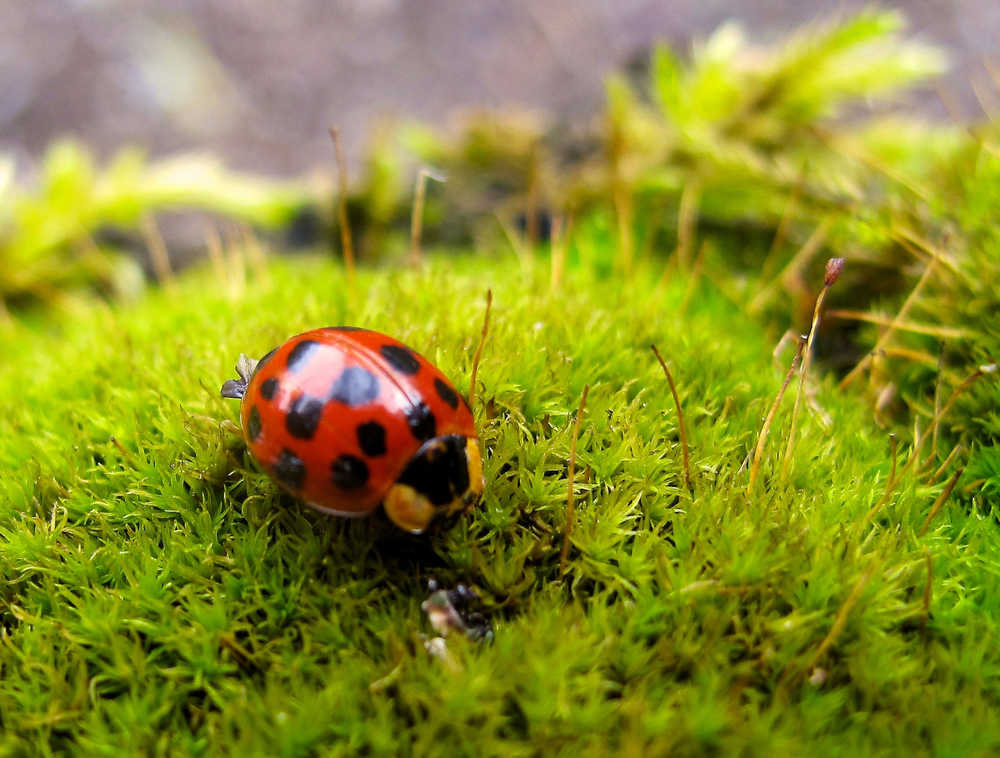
left=1, top=253, right=998, bottom=755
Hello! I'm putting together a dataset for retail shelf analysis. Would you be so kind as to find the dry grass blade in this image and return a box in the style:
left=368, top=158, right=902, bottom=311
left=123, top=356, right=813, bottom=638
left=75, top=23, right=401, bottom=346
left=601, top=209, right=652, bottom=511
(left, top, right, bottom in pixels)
left=919, top=468, right=964, bottom=537
left=560, top=384, right=590, bottom=574
left=328, top=127, right=356, bottom=285
left=827, top=310, right=973, bottom=339
left=921, top=550, right=933, bottom=635
left=747, top=336, right=805, bottom=496
left=141, top=215, right=174, bottom=290
left=795, top=561, right=879, bottom=685
left=467, top=290, right=493, bottom=410
left=780, top=258, right=844, bottom=482
left=651, top=344, right=692, bottom=492
left=409, top=167, right=446, bottom=266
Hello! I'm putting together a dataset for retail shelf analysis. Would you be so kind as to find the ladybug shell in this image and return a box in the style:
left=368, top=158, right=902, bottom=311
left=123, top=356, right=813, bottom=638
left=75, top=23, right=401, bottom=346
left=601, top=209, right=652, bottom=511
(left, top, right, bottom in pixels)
left=239, top=327, right=477, bottom=516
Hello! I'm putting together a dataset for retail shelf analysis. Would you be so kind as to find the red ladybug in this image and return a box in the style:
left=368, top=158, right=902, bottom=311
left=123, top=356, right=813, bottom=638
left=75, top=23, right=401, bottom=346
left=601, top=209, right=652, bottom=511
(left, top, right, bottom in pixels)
left=221, top=327, right=483, bottom=533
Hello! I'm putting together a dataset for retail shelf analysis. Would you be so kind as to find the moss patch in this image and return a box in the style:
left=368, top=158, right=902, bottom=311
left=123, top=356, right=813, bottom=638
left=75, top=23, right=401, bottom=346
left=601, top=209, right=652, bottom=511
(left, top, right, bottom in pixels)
left=1, top=253, right=998, bottom=755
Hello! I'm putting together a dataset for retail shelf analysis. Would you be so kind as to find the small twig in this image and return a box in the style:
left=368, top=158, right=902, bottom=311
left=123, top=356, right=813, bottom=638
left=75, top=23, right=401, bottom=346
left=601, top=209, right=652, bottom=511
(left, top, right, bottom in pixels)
left=328, top=127, right=355, bottom=285
left=919, top=468, right=964, bottom=537
left=409, top=167, right=446, bottom=266
left=651, top=345, right=692, bottom=492
left=747, top=337, right=805, bottom=496
left=467, top=290, right=492, bottom=410
left=141, top=214, right=174, bottom=289
left=560, top=384, right=590, bottom=574
left=780, top=258, right=844, bottom=482
left=109, top=436, right=138, bottom=468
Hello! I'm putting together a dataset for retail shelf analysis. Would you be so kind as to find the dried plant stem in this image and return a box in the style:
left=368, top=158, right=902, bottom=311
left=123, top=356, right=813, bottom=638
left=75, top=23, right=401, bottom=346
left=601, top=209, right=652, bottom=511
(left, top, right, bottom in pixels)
left=780, top=259, right=844, bottom=482
left=550, top=215, right=566, bottom=293
left=747, top=337, right=805, bottom=496
left=863, top=434, right=899, bottom=526
left=141, top=215, right=174, bottom=289
left=675, top=181, right=700, bottom=270
left=919, top=468, right=964, bottom=536
left=651, top=345, right=692, bottom=492
left=205, top=224, right=228, bottom=292
left=467, top=290, right=492, bottom=410
left=678, top=240, right=708, bottom=317
left=749, top=217, right=831, bottom=315
left=827, top=310, right=972, bottom=339
left=930, top=443, right=964, bottom=482
left=840, top=249, right=939, bottom=389
left=560, top=384, right=590, bottom=574
left=408, top=168, right=444, bottom=266
left=328, top=127, right=355, bottom=285
left=797, top=561, right=878, bottom=682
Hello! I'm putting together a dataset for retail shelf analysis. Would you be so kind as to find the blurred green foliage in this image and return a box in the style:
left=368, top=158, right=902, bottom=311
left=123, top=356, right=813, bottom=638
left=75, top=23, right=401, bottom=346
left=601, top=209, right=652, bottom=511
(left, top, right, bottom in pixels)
left=0, top=141, right=308, bottom=312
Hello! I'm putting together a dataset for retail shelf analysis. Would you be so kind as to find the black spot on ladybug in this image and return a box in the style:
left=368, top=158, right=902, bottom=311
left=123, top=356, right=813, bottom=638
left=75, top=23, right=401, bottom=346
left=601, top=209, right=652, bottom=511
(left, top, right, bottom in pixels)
left=247, top=406, right=262, bottom=441
left=274, top=448, right=306, bottom=489
left=434, top=377, right=459, bottom=409
left=329, top=366, right=379, bottom=406
left=325, top=325, right=367, bottom=332
left=252, top=347, right=279, bottom=378
left=357, top=421, right=387, bottom=457
left=286, top=340, right=320, bottom=373
left=407, top=402, right=436, bottom=441
left=260, top=377, right=279, bottom=400
left=380, top=344, right=421, bottom=375
left=286, top=395, right=325, bottom=439
left=398, top=435, right=471, bottom=506
left=331, top=454, right=369, bottom=490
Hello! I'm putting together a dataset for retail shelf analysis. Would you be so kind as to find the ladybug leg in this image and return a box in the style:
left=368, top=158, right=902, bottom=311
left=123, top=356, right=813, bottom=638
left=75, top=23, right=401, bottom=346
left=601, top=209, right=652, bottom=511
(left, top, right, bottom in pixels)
left=220, top=354, right=260, bottom=399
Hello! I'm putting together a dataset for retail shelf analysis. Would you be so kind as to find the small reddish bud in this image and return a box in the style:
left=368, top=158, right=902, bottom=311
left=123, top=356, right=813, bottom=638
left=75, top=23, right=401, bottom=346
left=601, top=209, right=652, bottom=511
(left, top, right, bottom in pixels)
left=824, top=257, right=845, bottom=287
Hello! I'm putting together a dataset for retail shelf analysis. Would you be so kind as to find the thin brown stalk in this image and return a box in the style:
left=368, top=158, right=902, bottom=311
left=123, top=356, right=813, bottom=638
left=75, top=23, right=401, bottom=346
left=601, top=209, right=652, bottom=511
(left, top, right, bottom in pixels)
left=796, top=561, right=878, bottom=683
left=930, top=443, right=964, bottom=483
left=841, top=245, right=940, bottom=389
left=760, top=180, right=803, bottom=280
left=408, top=168, right=444, bottom=266
left=747, top=337, right=805, bottom=497
left=560, top=384, right=590, bottom=574
left=141, top=215, right=174, bottom=289
left=678, top=240, right=708, bottom=317
left=467, top=290, right=492, bottom=410
left=826, top=310, right=972, bottom=339
left=919, top=468, right=964, bottom=537
left=749, top=217, right=831, bottom=315
left=549, top=215, right=565, bottom=293
left=328, top=127, right=355, bottom=285
left=675, top=181, right=700, bottom=270
left=205, top=224, right=228, bottom=292
left=780, top=258, right=844, bottom=482
left=651, top=345, right=692, bottom=492
left=240, top=224, right=270, bottom=285
left=526, top=142, right=540, bottom=248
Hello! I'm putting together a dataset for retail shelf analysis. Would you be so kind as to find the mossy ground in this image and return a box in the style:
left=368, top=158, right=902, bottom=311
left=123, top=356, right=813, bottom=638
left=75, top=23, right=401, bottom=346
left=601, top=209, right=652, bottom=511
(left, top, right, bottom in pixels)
left=1, top=251, right=998, bottom=756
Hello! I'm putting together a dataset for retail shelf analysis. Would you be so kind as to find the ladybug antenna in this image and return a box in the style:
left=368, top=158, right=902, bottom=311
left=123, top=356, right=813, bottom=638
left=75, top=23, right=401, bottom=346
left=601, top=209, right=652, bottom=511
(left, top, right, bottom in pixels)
left=220, top=353, right=258, bottom=400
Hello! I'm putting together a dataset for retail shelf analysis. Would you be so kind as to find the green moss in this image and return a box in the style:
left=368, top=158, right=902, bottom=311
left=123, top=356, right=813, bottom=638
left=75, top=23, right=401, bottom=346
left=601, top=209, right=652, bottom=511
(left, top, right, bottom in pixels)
left=1, top=252, right=998, bottom=756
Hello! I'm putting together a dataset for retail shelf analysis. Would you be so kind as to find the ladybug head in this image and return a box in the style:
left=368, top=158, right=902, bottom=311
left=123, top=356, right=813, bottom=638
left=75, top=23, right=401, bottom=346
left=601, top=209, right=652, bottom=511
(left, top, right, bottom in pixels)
left=382, top=434, right=485, bottom=534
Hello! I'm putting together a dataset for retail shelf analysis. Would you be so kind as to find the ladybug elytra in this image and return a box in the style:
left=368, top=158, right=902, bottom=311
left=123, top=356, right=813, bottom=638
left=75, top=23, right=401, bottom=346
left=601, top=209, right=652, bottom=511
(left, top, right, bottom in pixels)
left=221, top=327, right=484, bottom=533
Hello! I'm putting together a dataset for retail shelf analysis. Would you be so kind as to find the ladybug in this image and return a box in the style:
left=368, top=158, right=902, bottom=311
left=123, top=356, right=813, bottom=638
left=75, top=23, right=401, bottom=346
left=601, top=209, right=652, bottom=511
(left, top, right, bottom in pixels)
left=221, top=327, right=484, bottom=534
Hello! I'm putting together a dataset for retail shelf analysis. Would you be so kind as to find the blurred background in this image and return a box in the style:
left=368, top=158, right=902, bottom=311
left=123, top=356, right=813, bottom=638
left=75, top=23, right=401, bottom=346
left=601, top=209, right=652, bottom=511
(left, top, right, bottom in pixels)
left=3, top=0, right=998, bottom=177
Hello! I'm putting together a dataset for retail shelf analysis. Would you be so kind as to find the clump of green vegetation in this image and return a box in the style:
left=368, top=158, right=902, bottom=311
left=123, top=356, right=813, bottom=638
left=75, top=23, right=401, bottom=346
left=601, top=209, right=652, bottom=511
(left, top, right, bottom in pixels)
left=0, top=141, right=307, bottom=313
left=1, top=246, right=997, bottom=754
